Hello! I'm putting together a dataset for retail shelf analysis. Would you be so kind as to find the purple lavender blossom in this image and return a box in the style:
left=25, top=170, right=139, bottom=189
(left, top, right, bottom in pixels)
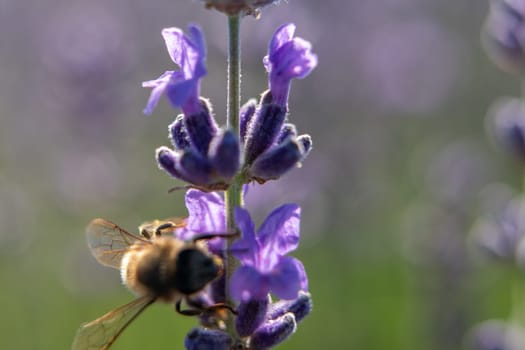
left=263, top=23, right=318, bottom=107
left=488, top=97, right=525, bottom=161
left=230, top=205, right=308, bottom=301
left=143, top=24, right=207, bottom=116
left=482, top=0, right=525, bottom=73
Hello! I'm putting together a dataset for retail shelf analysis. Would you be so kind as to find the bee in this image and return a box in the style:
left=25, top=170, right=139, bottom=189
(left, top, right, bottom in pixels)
left=71, top=218, right=228, bottom=350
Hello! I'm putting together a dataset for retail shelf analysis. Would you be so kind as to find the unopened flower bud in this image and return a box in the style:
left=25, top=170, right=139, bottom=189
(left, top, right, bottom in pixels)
left=169, top=115, right=191, bottom=150
left=156, top=147, right=191, bottom=182
left=240, top=99, right=257, bottom=142
left=250, top=313, right=297, bottom=350
left=236, top=296, right=270, bottom=337
left=267, top=291, right=312, bottom=323
left=209, top=129, right=240, bottom=179
left=244, top=91, right=286, bottom=165
left=249, top=138, right=303, bottom=182
left=185, top=328, right=232, bottom=350
left=296, top=134, right=312, bottom=159
left=276, top=124, right=297, bottom=144
left=184, top=99, right=218, bottom=155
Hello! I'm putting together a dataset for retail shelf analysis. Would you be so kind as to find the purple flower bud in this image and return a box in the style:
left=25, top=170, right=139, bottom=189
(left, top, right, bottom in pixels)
left=249, top=138, right=303, bottom=182
left=250, top=313, right=297, bottom=350
left=169, top=115, right=191, bottom=150
left=184, top=99, right=218, bottom=156
left=267, top=291, right=312, bottom=323
left=488, top=97, right=525, bottom=161
left=264, top=23, right=317, bottom=107
left=178, top=148, right=214, bottom=185
left=236, top=295, right=270, bottom=337
left=209, top=129, right=240, bottom=180
left=156, top=147, right=192, bottom=183
left=156, top=146, right=215, bottom=185
left=296, top=134, right=312, bottom=159
left=482, top=0, right=525, bottom=73
left=143, top=24, right=207, bottom=116
left=244, top=91, right=287, bottom=165
left=276, top=123, right=297, bottom=144
left=240, top=99, right=257, bottom=143
left=184, top=328, right=232, bottom=350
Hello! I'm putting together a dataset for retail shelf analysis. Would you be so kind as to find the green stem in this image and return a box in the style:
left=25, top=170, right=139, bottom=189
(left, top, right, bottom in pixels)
left=224, top=13, right=242, bottom=338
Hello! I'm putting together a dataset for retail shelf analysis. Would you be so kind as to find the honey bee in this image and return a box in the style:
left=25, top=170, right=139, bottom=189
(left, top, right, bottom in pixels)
left=71, top=218, right=227, bottom=350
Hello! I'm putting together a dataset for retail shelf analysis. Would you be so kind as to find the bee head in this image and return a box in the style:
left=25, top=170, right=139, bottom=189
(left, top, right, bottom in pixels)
left=173, top=248, right=223, bottom=295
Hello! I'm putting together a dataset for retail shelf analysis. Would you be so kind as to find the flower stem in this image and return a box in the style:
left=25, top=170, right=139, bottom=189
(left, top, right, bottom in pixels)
left=225, top=13, right=242, bottom=338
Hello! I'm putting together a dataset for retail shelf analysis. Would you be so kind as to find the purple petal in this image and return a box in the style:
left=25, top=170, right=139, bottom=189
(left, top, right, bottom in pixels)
left=188, top=24, right=207, bottom=79
left=232, top=207, right=258, bottom=265
left=162, top=27, right=187, bottom=67
left=268, top=256, right=303, bottom=300
left=142, top=71, right=173, bottom=115
left=230, top=265, right=270, bottom=301
left=267, top=23, right=296, bottom=67
left=258, top=204, right=301, bottom=257
left=185, top=189, right=226, bottom=233
left=293, top=257, right=308, bottom=291
left=165, top=76, right=197, bottom=107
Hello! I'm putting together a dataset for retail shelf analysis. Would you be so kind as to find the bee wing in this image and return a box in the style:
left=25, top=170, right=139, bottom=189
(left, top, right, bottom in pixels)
left=86, top=218, right=150, bottom=269
left=71, top=296, right=155, bottom=350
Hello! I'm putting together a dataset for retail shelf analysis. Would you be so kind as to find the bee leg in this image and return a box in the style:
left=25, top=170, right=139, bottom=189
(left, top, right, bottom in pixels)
left=192, top=230, right=240, bottom=243
left=175, top=300, right=202, bottom=316
left=205, top=303, right=238, bottom=316
left=176, top=300, right=238, bottom=316
left=154, top=222, right=176, bottom=237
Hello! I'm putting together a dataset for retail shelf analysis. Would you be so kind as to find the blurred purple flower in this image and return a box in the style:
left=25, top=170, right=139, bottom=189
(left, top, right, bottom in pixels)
left=230, top=205, right=308, bottom=301
left=143, top=24, right=207, bottom=116
left=488, top=97, right=525, bottom=161
left=263, top=23, right=318, bottom=107
left=482, top=0, right=525, bottom=73
left=471, top=195, right=525, bottom=263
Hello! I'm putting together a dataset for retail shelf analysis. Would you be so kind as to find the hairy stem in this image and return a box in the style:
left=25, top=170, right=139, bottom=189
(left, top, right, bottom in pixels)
left=224, top=13, right=242, bottom=338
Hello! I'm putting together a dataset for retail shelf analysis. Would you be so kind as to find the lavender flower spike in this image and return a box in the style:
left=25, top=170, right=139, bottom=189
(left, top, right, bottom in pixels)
left=230, top=205, right=308, bottom=301
left=263, top=23, right=317, bottom=107
left=142, top=24, right=207, bottom=116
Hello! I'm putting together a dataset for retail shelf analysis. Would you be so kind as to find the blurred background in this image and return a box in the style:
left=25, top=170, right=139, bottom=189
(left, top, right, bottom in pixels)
left=1, top=0, right=523, bottom=349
